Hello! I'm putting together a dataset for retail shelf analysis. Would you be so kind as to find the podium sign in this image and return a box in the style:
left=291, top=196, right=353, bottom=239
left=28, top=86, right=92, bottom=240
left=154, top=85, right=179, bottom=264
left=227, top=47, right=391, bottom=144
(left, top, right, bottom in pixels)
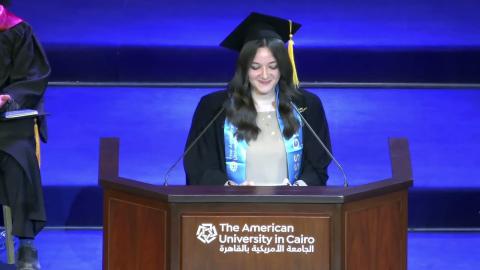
left=182, top=215, right=330, bottom=269
left=99, top=138, right=413, bottom=270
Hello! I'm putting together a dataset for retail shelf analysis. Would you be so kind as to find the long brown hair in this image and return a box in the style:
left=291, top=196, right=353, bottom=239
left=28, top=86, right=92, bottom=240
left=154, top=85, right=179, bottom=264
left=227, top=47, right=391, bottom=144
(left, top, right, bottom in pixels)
left=225, top=38, right=300, bottom=142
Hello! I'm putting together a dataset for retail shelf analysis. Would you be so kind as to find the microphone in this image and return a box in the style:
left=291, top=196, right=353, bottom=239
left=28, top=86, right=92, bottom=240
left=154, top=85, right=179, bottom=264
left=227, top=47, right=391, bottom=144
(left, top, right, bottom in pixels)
left=290, top=101, right=348, bottom=187
left=163, top=106, right=225, bottom=186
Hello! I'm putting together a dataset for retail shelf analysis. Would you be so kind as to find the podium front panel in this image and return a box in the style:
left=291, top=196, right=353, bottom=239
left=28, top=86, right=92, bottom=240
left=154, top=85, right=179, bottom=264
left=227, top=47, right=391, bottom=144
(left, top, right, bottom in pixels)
left=344, top=190, right=408, bottom=270
left=181, top=214, right=330, bottom=270
left=103, top=189, right=168, bottom=270
left=101, top=176, right=411, bottom=270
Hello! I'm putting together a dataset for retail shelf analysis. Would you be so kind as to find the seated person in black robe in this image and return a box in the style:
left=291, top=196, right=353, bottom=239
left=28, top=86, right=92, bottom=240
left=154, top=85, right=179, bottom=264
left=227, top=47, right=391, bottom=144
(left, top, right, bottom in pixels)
left=1, top=1, right=50, bottom=269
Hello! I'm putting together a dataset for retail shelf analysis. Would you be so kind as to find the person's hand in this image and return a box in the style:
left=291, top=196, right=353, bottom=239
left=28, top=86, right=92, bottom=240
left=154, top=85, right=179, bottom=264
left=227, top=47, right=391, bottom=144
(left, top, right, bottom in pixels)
left=0, top=94, right=12, bottom=108
left=282, top=178, right=292, bottom=186
left=283, top=178, right=308, bottom=186
left=293, top=180, right=307, bottom=186
left=240, top=180, right=255, bottom=186
left=225, top=180, right=255, bottom=186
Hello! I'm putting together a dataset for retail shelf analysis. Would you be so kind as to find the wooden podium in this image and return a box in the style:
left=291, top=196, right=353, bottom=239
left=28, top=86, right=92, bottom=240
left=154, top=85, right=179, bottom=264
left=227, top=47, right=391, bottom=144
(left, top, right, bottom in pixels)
left=99, top=138, right=412, bottom=270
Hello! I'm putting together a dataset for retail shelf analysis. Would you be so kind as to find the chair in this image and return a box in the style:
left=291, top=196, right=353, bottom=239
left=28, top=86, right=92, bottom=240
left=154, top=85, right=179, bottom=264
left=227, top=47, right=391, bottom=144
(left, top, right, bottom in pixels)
left=2, top=119, right=41, bottom=264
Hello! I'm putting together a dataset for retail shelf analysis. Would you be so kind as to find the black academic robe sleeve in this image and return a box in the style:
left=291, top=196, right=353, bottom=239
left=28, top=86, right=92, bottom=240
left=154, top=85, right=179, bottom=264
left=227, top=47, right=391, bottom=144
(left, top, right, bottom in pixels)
left=0, top=22, right=49, bottom=237
left=0, top=21, right=50, bottom=172
left=296, top=89, right=332, bottom=186
left=0, top=22, right=50, bottom=142
left=183, top=90, right=229, bottom=185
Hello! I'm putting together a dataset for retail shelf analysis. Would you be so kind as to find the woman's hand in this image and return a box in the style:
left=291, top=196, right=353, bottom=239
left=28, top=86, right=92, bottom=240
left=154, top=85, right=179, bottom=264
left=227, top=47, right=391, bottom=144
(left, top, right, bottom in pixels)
left=241, top=180, right=255, bottom=186
left=283, top=178, right=308, bottom=186
left=225, top=180, right=256, bottom=186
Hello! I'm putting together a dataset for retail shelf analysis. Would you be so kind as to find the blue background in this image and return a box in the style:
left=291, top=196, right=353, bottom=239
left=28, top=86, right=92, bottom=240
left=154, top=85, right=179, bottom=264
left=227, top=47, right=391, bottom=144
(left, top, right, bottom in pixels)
left=11, top=0, right=480, bottom=47
left=9, top=0, right=480, bottom=84
left=4, top=0, right=480, bottom=227
left=40, top=87, right=480, bottom=187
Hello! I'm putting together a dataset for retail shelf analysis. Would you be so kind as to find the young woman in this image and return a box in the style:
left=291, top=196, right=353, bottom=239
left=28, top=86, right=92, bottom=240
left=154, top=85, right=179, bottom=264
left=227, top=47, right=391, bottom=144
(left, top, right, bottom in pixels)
left=184, top=12, right=331, bottom=186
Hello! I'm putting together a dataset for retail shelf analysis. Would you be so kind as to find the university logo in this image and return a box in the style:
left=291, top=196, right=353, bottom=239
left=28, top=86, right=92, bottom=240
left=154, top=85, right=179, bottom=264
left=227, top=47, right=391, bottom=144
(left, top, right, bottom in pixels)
left=196, top=223, right=218, bottom=244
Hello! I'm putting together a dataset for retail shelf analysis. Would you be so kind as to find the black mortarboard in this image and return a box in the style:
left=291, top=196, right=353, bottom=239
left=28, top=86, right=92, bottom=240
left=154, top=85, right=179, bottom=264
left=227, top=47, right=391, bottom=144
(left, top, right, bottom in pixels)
left=220, top=12, right=301, bottom=52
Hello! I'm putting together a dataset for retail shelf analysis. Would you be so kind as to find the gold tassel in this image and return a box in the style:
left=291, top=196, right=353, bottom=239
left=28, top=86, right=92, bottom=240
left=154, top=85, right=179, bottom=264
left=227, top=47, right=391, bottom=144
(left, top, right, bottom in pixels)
left=34, top=118, right=41, bottom=167
left=288, top=20, right=300, bottom=88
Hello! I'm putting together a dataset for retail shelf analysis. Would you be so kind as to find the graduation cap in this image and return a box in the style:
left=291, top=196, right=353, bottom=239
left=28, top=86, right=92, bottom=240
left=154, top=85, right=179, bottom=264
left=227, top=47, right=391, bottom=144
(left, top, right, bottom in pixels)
left=220, top=12, right=302, bottom=88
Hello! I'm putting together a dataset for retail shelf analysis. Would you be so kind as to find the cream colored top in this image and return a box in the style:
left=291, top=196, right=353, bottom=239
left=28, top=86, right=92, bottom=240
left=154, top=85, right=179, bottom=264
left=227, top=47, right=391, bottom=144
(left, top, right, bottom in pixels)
left=246, top=111, right=287, bottom=185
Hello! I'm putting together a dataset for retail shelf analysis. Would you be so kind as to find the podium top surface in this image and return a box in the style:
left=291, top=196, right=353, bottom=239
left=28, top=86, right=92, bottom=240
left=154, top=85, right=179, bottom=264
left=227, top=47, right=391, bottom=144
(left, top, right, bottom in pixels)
left=100, top=176, right=412, bottom=204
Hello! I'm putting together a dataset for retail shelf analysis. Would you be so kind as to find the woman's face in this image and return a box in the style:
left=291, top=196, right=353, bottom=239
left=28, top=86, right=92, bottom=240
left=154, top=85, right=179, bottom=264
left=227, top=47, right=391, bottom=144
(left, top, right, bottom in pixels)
left=248, top=47, right=280, bottom=96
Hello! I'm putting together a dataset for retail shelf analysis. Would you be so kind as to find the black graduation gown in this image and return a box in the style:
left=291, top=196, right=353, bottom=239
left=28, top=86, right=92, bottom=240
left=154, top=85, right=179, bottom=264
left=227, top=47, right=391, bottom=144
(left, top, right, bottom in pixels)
left=0, top=21, right=50, bottom=238
left=183, top=89, right=332, bottom=186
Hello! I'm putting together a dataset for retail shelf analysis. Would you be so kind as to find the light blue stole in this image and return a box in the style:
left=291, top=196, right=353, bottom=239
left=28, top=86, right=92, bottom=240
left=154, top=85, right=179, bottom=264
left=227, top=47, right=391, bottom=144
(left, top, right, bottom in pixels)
left=224, top=88, right=303, bottom=185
